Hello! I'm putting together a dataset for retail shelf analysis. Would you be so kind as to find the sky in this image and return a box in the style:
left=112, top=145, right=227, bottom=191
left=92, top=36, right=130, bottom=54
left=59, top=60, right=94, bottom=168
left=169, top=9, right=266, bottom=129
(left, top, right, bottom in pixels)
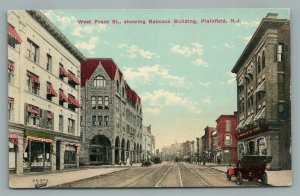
left=42, top=9, right=289, bottom=150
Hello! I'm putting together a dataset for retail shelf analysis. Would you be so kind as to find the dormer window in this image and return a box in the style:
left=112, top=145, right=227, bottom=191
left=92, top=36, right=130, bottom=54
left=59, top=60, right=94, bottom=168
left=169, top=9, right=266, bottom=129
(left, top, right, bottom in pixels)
left=94, top=76, right=106, bottom=87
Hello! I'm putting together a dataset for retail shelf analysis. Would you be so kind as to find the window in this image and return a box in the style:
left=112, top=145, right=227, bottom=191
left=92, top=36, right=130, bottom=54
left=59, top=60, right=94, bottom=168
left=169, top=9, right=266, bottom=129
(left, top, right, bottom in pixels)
left=116, top=98, right=119, bottom=111
left=92, top=115, right=97, bottom=126
left=116, top=118, right=120, bottom=129
left=225, top=120, right=231, bottom=131
left=80, top=116, right=83, bottom=126
left=59, top=115, right=63, bottom=132
left=91, top=96, right=96, bottom=109
left=27, top=72, right=40, bottom=95
left=257, top=138, right=267, bottom=155
left=46, top=54, right=52, bottom=72
left=26, top=105, right=40, bottom=126
left=8, top=98, right=14, bottom=121
left=257, top=56, right=261, bottom=74
left=116, top=81, right=120, bottom=93
left=8, top=61, right=14, bottom=84
left=262, top=51, right=265, bottom=69
left=93, top=76, right=106, bottom=87
left=277, top=44, right=283, bottom=62
left=98, top=116, right=103, bottom=126
left=104, top=96, right=109, bottom=109
left=278, top=74, right=285, bottom=92
left=68, top=118, right=75, bottom=134
left=98, top=96, right=103, bottom=109
left=122, top=87, right=125, bottom=97
left=27, top=39, right=39, bottom=63
left=104, top=116, right=109, bottom=126
left=224, top=135, right=232, bottom=145
left=64, top=146, right=76, bottom=164
left=46, top=112, right=53, bottom=130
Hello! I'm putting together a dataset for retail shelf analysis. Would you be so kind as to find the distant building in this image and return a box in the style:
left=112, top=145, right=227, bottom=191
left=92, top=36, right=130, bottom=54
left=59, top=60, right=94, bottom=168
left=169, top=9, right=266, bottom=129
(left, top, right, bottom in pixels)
left=216, top=112, right=238, bottom=164
left=8, top=10, right=85, bottom=174
left=203, top=126, right=215, bottom=161
left=231, top=13, right=291, bottom=169
left=80, top=59, right=143, bottom=165
left=142, top=125, right=155, bottom=160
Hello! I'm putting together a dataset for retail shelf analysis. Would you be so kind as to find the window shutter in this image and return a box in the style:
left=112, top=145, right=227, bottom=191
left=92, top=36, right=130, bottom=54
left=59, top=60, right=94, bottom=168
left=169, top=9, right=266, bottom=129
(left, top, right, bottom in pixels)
left=24, top=103, right=28, bottom=124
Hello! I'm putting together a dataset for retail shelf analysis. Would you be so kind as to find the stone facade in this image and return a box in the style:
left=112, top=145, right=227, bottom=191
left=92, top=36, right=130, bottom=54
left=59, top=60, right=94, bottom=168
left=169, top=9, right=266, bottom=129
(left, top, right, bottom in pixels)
left=80, top=59, right=143, bottom=165
left=231, top=13, right=291, bottom=170
left=8, top=11, right=84, bottom=174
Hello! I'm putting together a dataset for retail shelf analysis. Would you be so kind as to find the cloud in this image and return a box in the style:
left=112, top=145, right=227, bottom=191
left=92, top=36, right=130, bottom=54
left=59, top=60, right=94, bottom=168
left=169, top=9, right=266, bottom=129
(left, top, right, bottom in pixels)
left=202, top=96, right=212, bottom=104
left=123, top=64, right=185, bottom=87
left=240, top=35, right=252, bottom=43
left=224, top=43, right=235, bottom=49
left=235, top=20, right=260, bottom=29
left=226, top=72, right=236, bottom=84
left=170, top=42, right=204, bottom=57
left=74, top=36, right=99, bottom=55
left=200, top=81, right=211, bottom=88
left=118, top=43, right=159, bottom=59
left=192, top=59, right=209, bottom=67
left=142, top=89, right=202, bottom=114
left=43, top=10, right=107, bottom=38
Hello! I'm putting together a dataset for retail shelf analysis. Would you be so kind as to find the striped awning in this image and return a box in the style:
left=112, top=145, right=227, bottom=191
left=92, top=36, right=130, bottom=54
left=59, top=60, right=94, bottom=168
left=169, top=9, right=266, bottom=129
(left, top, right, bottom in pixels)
left=27, top=71, right=40, bottom=85
left=59, top=90, right=68, bottom=102
left=68, top=72, right=80, bottom=85
left=47, top=83, right=58, bottom=97
left=8, top=61, right=14, bottom=71
left=28, top=105, right=39, bottom=115
left=9, top=133, right=19, bottom=146
left=8, top=97, right=14, bottom=104
left=68, top=95, right=80, bottom=108
left=7, top=23, right=22, bottom=44
left=59, top=66, right=68, bottom=77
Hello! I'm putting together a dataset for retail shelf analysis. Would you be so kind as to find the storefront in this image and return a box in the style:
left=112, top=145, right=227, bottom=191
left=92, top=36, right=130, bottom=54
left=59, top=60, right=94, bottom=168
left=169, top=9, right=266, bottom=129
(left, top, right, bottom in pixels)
left=23, top=130, right=54, bottom=172
left=9, top=133, right=19, bottom=173
left=64, top=142, right=80, bottom=168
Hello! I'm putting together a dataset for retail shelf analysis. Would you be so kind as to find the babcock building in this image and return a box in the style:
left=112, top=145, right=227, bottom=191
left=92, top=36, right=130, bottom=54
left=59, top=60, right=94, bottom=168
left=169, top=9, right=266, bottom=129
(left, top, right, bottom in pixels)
left=80, top=59, right=143, bottom=165
left=8, top=10, right=85, bottom=174
left=231, top=13, right=291, bottom=170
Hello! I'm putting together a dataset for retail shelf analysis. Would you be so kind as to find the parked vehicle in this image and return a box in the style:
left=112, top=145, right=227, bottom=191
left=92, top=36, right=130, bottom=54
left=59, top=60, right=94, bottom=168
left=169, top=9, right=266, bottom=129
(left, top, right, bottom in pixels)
left=226, top=155, right=272, bottom=185
left=142, top=160, right=152, bottom=167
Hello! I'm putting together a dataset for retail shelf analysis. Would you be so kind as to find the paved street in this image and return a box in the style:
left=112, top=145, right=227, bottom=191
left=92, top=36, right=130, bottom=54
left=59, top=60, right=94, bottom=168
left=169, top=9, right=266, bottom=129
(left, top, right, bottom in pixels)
left=54, top=162, right=262, bottom=188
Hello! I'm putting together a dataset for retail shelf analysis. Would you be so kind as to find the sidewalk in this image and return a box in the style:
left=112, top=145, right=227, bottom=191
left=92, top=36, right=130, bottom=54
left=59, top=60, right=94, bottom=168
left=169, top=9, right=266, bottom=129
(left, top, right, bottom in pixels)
left=9, top=166, right=130, bottom=188
left=207, top=164, right=292, bottom=186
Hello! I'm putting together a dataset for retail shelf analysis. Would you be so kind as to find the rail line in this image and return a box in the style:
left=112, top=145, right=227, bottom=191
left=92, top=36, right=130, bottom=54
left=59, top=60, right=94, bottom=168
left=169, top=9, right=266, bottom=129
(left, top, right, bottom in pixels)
left=155, top=165, right=173, bottom=187
left=181, top=163, right=210, bottom=186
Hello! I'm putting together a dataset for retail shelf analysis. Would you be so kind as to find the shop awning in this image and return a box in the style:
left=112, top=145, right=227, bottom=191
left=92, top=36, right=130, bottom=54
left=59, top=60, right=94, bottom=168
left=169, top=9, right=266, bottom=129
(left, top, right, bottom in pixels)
left=254, top=81, right=266, bottom=94
left=59, top=90, right=68, bottom=102
left=28, top=105, right=39, bottom=115
left=8, top=97, right=14, bottom=104
left=47, top=112, right=53, bottom=120
left=24, top=136, right=53, bottom=150
left=64, top=142, right=81, bottom=155
left=47, top=83, right=58, bottom=97
left=27, top=71, right=40, bottom=85
left=8, top=61, right=14, bottom=71
left=7, top=23, right=22, bottom=44
left=9, top=133, right=18, bottom=146
left=243, top=115, right=254, bottom=126
left=68, top=72, right=80, bottom=85
left=237, top=120, right=245, bottom=129
left=68, top=95, right=80, bottom=108
left=59, top=66, right=68, bottom=77
left=254, top=108, right=266, bottom=120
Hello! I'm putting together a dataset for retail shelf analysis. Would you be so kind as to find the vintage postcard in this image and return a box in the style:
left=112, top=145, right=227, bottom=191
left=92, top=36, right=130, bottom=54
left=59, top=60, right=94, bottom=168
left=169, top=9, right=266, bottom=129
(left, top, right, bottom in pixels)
left=7, top=9, right=291, bottom=188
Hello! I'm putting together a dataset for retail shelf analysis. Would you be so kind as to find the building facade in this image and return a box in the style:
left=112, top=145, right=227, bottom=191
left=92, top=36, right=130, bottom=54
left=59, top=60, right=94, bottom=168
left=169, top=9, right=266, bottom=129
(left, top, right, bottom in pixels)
left=142, top=125, right=155, bottom=160
left=202, top=126, right=215, bottom=160
left=231, top=13, right=291, bottom=170
left=216, top=112, right=238, bottom=164
left=80, top=59, right=143, bottom=165
left=8, top=11, right=84, bottom=174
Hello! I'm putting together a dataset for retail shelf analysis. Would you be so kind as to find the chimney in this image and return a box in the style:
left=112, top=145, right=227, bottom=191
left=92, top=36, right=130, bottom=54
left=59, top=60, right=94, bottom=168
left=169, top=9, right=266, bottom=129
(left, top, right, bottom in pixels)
left=266, top=13, right=278, bottom=19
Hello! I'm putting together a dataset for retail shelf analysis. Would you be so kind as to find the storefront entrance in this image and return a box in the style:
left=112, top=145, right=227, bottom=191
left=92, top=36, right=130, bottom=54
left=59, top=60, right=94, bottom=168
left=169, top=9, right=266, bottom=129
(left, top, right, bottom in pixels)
left=89, top=135, right=111, bottom=165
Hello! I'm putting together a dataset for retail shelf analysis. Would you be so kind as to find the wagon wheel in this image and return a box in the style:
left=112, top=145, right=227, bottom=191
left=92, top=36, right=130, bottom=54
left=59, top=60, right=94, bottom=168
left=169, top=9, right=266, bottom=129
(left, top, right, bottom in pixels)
left=261, top=172, right=268, bottom=185
left=236, top=171, right=243, bottom=185
left=226, top=171, right=231, bottom=181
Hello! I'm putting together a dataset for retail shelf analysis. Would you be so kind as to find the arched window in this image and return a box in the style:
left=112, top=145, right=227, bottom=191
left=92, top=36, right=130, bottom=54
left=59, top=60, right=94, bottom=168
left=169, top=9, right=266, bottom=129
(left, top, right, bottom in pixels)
left=93, top=76, right=106, bottom=87
left=104, top=96, right=109, bottom=109
left=262, top=51, right=266, bottom=69
left=91, top=96, right=96, bottom=109
left=98, top=96, right=103, bottom=109
left=225, top=135, right=232, bottom=145
left=257, top=56, right=261, bottom=74
left=116, top=81, right=120, bottom=93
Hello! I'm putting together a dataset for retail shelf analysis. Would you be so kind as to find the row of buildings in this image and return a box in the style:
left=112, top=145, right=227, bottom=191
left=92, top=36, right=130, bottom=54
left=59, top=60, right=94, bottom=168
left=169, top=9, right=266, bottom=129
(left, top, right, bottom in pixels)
left=160, top=141, right=197, bottom=162
left=198, top=13, right=291, bottom=170
left=8, top=10, right=155, bottom=174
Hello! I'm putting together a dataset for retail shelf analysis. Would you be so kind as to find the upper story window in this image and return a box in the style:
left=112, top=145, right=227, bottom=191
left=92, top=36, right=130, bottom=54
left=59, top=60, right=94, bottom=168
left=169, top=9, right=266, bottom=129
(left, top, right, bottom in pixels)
left=8, top=97, right=14, bottom=121
left=59, top=115, right=64, bottom=132
left=116, top=81, right=120, bottom=93
left=224, top=135, right=232, bottom=145
left=94, top=76, right=106, bottom=87
left=104, top=96, right=109, bottom=109
left=257, top=56, right=261, bottom=74
left=262, top=51, right=266, bottom=69
left=225, top=120, right=231, bottom=131
left=26, top=71, right=40, bottom=95
left=91, top=96, right=96, bottom=109
left=46, top=111, right=54, bottom=130
left=59, top=64, right=68, bottom=80
left=7, top=23, right=22, bottom=48
left=27, top=38, right=39, bottom=63
left=68, top=118, right=75, bottom=134
left=98, top=96, right=103, bottom=109
left=8, top=60, right=14, bottom=84
left=26, top=104, right=41, bottom=126
left=47, top=82, right=57, bottom=102
left=46, top=54, right=52, bottom=72
left=68, top=70, right=80, bottom=88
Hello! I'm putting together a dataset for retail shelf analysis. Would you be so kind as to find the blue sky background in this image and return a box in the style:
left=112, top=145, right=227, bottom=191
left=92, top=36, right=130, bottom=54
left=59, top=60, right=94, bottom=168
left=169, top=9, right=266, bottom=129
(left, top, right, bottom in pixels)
left=43, top=9, right=289, bottom=149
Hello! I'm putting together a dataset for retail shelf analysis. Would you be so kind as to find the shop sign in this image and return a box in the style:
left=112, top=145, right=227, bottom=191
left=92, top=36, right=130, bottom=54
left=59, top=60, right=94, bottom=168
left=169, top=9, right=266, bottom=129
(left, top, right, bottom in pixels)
left=237, top=125, right=269, bottom=140
left=25, top=130, right=55, bottom=140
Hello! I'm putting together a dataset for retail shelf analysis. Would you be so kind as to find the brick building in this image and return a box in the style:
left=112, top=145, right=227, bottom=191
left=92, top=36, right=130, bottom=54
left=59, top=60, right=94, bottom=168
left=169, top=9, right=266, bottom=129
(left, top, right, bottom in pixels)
left=80, top=58, right=143, bottom=165
left=215, top=112, right=238, bottom=164
left=231, top=13, right=291, bottom=169
left=8, top=11, right=84, bottom=174
left=202, top=126, right=215, bottom=161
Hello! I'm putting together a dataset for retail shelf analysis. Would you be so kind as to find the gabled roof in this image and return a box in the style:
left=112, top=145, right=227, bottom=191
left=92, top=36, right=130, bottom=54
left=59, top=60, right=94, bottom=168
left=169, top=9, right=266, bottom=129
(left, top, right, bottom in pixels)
left=81, top=58, right=118, bottom=86
left=125, top=82, right=141, bottom=106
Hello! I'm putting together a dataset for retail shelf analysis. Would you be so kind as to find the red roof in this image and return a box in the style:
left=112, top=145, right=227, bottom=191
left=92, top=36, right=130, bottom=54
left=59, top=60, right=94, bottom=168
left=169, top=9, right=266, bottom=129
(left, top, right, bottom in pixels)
left=81, top=59, right=118, bottom=86
left=125, top=82, right=141, bottom=106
